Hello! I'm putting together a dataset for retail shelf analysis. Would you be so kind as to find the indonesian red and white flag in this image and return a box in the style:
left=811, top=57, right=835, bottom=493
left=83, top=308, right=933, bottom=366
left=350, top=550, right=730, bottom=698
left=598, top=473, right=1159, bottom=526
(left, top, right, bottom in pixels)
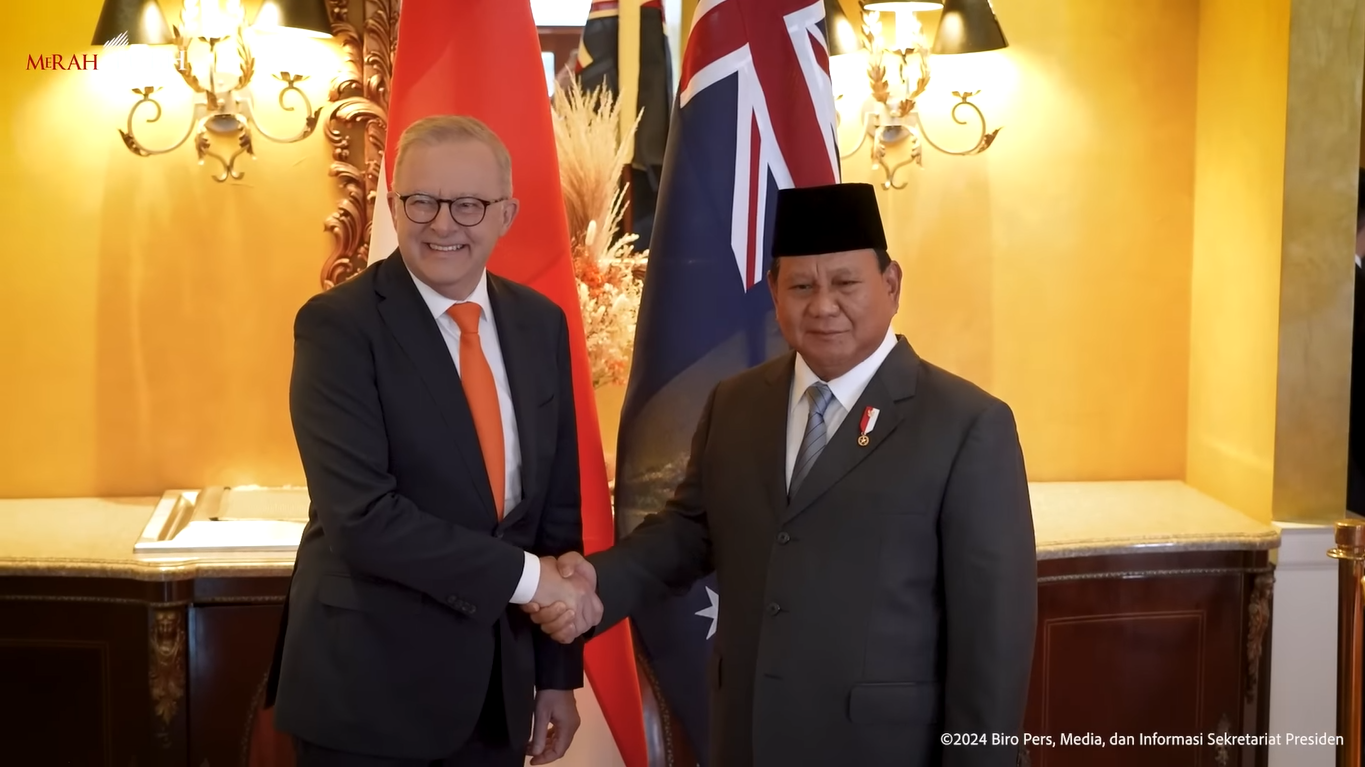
left=365, top=3, right=649, bottom=767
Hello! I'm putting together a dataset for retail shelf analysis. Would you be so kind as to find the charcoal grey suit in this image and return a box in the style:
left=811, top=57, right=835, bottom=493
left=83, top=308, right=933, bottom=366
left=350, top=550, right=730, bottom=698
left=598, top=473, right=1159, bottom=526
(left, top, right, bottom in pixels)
left=592, top=336, right=1037, bottom=767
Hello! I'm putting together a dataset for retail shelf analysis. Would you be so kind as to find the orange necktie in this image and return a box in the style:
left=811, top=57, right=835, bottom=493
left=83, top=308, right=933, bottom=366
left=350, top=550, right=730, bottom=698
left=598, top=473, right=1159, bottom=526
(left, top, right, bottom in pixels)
left=446, top=303, right=505, bottom=519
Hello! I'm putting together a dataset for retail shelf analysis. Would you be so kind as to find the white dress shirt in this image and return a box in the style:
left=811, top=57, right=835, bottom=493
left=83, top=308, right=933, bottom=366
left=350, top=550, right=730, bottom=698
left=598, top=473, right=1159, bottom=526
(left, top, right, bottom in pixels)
left=408, top=267, right=541, bottom=604
left=785, top=327, right=899, bottom=490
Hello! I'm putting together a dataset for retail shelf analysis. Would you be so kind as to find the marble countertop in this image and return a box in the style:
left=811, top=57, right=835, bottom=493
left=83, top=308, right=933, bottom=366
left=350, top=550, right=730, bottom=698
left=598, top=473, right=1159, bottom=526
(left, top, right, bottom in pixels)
left=0, top=480, right=1281, bottom=580
left=1029, top=480, right=1280, bottom=559
left=0, top=496, right=298, bottom=580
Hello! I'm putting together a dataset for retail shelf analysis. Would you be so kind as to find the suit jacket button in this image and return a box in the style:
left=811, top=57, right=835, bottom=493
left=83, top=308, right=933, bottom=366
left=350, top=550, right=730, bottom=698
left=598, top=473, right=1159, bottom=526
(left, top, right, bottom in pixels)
left=494, top=530, right=504, bottom=539
left=446, top=596, right=458, bottom=606
left=776, top=532, right=791, bottom=544
left=767, top=602, right=781, bottom=616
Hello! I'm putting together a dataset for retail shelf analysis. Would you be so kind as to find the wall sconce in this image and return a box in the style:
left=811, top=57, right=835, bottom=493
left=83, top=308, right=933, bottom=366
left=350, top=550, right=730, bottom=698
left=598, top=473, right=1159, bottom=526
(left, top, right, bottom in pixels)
left=93, top=0, right=173, bottom=45
left=829, top=0, right=1008, bottom=189
left=95, top=0, right=333, bottom=182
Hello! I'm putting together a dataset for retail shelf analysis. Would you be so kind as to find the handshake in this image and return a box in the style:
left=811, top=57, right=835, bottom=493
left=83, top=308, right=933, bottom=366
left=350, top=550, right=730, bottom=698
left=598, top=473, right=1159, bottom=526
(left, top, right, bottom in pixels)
left=523, top=553, right=601, bottom=643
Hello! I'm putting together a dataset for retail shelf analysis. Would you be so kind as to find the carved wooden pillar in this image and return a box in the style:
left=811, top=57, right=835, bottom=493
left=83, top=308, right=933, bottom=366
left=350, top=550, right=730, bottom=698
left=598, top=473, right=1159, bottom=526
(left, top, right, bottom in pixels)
left=321, top=0, right=398, bottom=290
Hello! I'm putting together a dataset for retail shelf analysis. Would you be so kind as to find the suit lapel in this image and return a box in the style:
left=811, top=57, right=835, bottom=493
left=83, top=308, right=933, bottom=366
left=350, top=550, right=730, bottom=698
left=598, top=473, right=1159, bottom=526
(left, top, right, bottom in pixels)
left=374, top=256, right=497, bottom=520
left=487, top=275, right=543, bottom=528
left=755, top=353, right=797, bottom=519
left=782, top=338, right=919, bottom=524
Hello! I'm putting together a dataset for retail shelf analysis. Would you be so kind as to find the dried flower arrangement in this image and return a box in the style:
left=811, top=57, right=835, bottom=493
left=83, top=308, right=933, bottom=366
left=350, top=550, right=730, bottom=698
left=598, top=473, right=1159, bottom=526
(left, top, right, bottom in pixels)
left=551, top=79, right=648, bottom=390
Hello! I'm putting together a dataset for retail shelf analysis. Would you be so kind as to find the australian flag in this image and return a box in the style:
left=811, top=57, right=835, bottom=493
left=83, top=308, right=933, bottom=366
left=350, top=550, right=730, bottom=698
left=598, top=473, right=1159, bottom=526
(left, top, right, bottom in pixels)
left=612, top=0, right=841, bottom=762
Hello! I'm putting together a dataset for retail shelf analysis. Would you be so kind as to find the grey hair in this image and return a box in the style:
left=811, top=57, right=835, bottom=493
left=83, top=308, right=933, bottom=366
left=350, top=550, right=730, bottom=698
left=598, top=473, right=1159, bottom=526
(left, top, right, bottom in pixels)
left=393, top=115, right=513, bottom=196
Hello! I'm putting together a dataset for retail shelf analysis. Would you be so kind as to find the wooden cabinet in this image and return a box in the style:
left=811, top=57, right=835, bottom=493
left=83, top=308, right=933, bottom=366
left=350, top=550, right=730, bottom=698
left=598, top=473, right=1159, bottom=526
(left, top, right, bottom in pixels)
left=642, top=548, right=1275, bottom=767
left=0, top=579, right=179, bottom=766
left=187, top=603, right=293, bottom=767
left=0, top=546, right=1273, bottom=767
left=0, top=574, right=295, bottom=767
left=0, top=571, right=679, bottom=767
left=1020, top=549, right=1273, bottom=767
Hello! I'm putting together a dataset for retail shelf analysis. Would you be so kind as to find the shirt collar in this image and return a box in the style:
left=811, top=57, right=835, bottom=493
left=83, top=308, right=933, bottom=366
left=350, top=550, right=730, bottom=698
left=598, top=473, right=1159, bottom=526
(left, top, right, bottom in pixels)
left=791, top=327, right=898, bottom=413
left=407, top=266, right=492, bottom=323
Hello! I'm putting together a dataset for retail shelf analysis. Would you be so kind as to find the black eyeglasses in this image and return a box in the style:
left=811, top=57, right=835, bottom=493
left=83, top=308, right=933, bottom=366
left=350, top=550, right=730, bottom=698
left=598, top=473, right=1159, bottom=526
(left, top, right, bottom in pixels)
left=397, top=193, right=507, bottom=226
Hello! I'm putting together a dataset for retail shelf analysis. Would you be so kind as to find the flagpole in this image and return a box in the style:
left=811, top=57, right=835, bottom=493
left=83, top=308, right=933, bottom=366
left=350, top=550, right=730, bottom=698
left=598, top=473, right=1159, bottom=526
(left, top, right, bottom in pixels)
left=619, top=0, right=641, bottom=166
left=619, top=1, right=641, bottom=246
left=620, top=164, right=634, bottom=239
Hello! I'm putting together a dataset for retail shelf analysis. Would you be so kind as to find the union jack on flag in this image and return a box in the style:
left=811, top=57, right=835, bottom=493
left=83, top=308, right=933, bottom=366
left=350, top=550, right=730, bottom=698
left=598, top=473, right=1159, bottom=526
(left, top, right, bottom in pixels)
left=613, top=0, right=842, bottom=761
left=681, top=0, right=841, bottom=289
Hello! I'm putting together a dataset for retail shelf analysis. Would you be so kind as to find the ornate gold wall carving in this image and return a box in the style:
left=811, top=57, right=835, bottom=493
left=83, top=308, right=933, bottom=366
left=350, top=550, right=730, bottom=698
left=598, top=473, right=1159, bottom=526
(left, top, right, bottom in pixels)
left=321, top=0, right=398, bottom=289
left=148, top=607, right=186, bottom=747
left=1213, top=713, right=1231, bottom=765
left=1244, top=571, right=1274, bottom=704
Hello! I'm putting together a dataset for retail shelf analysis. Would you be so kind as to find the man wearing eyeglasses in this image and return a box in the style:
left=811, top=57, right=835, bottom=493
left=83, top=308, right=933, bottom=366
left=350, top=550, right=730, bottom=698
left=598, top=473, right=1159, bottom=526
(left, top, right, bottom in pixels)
left=266, top=115, right=598, bottom=766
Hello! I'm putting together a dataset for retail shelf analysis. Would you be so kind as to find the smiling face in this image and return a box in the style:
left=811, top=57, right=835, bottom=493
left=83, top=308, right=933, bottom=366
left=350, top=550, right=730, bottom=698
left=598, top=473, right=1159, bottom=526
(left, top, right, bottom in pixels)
left=768, top=249, right=902, bottom=381
left=388, top=138, right=519, bottom=300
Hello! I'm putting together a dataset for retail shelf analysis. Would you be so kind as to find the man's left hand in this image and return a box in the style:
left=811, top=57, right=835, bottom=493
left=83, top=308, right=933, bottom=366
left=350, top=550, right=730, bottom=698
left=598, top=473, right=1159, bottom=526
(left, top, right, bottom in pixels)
left=527, top=689, right=581, bottom=764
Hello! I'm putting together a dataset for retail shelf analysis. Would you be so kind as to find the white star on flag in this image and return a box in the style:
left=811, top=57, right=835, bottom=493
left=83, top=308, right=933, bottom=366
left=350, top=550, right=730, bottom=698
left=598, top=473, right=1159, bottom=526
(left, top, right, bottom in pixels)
left=695, top=586, right=719, bottom=639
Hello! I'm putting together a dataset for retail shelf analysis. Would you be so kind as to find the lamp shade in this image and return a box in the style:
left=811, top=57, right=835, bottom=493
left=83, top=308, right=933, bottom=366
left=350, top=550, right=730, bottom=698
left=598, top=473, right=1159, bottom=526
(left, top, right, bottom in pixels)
left=931, top=0, right=1008, bottom=55
left=252, top=0, right=334, bottom=38
left=863, top=1, right=944, bottom=10
left=91, top=0, right=172, bottom=45
left=824, top=0, right=861, bottom=56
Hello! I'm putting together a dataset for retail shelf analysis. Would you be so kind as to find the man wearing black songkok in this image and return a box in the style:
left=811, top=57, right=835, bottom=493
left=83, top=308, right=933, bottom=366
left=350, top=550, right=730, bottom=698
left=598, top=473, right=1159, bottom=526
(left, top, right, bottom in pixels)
left=529, top=182, right=1037, bottom=767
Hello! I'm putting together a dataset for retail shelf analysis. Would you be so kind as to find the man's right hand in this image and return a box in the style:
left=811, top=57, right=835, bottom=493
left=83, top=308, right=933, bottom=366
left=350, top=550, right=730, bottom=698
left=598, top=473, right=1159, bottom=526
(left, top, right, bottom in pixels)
left=525, top=553, right=600, bottom=643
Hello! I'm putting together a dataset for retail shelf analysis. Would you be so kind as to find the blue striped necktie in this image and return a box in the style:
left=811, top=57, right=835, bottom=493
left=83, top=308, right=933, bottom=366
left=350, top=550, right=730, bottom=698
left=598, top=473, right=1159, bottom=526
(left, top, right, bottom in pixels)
left=789, top=382, right=835, bottom=500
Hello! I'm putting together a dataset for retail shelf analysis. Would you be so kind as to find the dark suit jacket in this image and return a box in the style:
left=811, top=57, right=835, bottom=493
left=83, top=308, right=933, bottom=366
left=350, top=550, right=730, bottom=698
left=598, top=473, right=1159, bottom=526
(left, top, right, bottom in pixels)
left=591, top=337, right=1036, bottom=767
left=266, top=253, right=584, bottom=759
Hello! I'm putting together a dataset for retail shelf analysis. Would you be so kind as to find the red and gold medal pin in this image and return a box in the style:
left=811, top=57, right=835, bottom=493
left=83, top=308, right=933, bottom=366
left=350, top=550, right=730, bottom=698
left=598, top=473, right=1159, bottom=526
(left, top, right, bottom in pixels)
left=857, top=406, right=880, bottom=447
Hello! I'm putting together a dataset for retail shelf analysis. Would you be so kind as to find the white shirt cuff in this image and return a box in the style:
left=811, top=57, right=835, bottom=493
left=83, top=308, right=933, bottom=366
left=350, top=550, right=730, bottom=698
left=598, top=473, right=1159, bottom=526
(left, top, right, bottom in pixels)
left=509, top=551, right=541, bottom=604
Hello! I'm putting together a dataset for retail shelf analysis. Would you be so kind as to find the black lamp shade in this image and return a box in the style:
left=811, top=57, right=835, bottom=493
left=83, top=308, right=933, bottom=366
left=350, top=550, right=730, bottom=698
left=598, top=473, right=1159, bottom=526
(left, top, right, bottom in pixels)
left=863, top=1, right=945, bottom=10
left=824, top=0, right=861, bottom=56
left=252, top=0, right=334, bottom=38
left=91, top=0, right=172, bottom=46
left=931, top=0, right=1008, bottom=55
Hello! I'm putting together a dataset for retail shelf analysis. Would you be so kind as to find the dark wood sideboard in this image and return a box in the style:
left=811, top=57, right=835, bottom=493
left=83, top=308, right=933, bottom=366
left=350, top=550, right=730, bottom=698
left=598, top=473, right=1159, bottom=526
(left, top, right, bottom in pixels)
left=0, top=544, right=1273, bottom=767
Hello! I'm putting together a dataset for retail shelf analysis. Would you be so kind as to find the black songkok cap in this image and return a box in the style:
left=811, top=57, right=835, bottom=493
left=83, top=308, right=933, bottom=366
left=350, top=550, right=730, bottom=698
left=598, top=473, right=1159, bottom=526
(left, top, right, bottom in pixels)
left=771, top=182, right=888, bottom=257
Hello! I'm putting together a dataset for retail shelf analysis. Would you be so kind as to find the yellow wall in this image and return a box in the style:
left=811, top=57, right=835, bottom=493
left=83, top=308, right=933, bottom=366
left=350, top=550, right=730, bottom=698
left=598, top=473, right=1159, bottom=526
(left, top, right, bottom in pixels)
left=1185, top=0, right=1363, bottom=524
left=834, top=0, right=1199, bottom=480
left=0, top=1, right=339, bottom=497
left=4, top=0, right=1361, bottom=517
left=829, top=0, right=1364, bottom=522
left=1185, top=0, right=1292, bottom=521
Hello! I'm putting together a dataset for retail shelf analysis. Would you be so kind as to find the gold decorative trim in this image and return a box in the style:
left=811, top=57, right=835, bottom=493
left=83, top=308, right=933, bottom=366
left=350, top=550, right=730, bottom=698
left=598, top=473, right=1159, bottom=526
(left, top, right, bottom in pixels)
left=637, top=648, right=677, bottom=767
left=0, top=559, right=1269, bottom=585
left=1246, top=571, right=1274, bottom=704
left=0, top=595, right=285, bottom=608
left=0, top=555, right=295, bottom=581
left=1036, top=534, right=1282, bottom=560
left=238, top=670, right=274, bottom=766
left=194, top=595, right=288, bottom=605
left=321, top=0, right=398, bottom=289
left=0, top=595, right=190, bottom=607
left=1213, top=713, right=1231, bottom=766
left=1038, top=565, right=1274, bottom=585
left=149, top=607, right=187, bottom=746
